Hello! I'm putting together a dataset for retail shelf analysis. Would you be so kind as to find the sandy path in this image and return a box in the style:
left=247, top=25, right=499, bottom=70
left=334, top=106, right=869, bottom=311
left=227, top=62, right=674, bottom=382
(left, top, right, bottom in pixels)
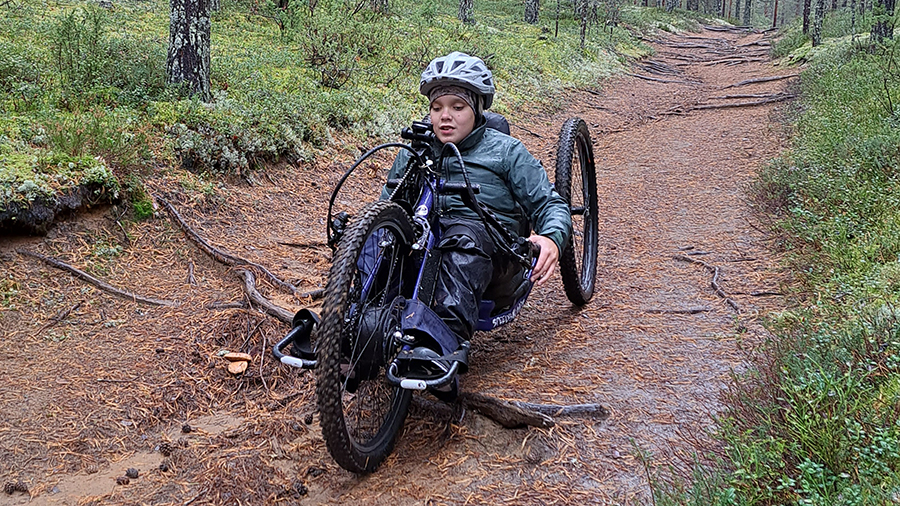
left=0, top=27, right=791, bottom=506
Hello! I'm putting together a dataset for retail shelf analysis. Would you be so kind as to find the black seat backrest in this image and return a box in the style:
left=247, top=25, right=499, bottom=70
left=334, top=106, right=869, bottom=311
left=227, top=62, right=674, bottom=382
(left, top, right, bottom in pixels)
left=421, top=111, right=511, bottom=135
left=483, top=111, right=511, bottom=135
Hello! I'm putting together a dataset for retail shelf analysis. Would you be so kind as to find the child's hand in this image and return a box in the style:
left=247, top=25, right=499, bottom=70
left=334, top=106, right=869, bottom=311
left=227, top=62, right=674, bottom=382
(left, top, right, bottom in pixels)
left=528, top=235, right=559, bottom=288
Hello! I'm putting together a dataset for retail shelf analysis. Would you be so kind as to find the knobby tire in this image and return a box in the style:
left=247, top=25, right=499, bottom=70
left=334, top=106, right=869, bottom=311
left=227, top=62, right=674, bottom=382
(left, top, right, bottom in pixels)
left=555, top=118, right=599, bottom=306
left=317, top=201, right=415, bottom=473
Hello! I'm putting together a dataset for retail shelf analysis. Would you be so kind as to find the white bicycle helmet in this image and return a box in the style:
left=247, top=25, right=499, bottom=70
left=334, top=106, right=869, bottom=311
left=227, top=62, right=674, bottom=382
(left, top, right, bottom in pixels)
left=420, top=51, right=495, bottom=110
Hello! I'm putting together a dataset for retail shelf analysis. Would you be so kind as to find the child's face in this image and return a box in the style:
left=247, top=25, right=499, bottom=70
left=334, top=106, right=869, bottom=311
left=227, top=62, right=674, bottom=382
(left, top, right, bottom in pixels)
left=429, top=94, right=476, bottom=145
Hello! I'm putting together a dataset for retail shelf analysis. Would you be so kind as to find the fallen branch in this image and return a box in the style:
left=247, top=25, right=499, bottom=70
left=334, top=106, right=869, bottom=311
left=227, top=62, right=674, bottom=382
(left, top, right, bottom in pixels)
left=237, top=269, right=294, bottom=324
left=460, top=392, right=553, bottom=428
left=673, top=254, right=739, bottom=312
left=17, top=249, right=178, bottom=307
left=722, top=74, right=799, bottom=88
left=35, top=301, right=83, bottom=335
left=508, top=400, right=610, bottom=419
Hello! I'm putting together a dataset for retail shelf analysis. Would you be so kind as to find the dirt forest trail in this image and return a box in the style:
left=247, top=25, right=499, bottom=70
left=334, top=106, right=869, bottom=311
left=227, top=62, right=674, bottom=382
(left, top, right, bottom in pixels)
left=0, top=27, right=793, bottom=506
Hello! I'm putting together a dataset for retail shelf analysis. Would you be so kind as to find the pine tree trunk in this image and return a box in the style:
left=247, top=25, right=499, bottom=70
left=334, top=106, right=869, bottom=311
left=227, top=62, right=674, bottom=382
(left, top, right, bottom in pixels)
left=871, top=0, right=896, bottom=40
left=802, top=0, right=811, bottom=33
left=812, top=0, right=825, bottom=45
left=743, top=0, right=752, bottom=24
left=555, top=0, right=561, bottom=36
left=458, top=0, right=474, bottom=23
left=525, top=0, right=540, bottom=23
left=167, top=0, right=211, bottom=102
left=372, top=0, right=389, bottom=14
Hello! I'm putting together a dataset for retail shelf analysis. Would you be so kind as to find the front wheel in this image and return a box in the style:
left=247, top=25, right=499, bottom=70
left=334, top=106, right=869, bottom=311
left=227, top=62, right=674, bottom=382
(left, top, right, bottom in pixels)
left=316, top=200, right=415, bottom=473
left=555, top=118, right=599, bottom=306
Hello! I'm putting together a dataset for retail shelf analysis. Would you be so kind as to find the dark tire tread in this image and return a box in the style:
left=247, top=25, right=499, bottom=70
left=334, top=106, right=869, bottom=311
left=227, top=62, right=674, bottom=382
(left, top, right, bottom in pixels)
left=316, top=200, right=414, bottom=474
left=555, top=118, right=600, bottom=306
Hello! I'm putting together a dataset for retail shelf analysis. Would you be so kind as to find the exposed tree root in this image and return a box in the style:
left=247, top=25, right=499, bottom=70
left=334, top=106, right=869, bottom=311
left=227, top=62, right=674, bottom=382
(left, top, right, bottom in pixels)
left=645, top=308, right=711, bottom=314
left=722, top=74, right=799, bottom=88
left=157, top=194, right=323, bottom=300
left=665, top=93, right=795, bottom=115
left=673, top=254, right=740, bottom=312
left=635, top=59, right=684, bottom=76
left=237, top=269, right=294, bottom=324
left=704, top=57, right=766, bottom=66
left=414, top=392, right=609, bottom=429
left=511, top=123, right=543, bottom=138
left=711, top=93, right=785, bottom=99
left=625, top=72, right=691, bottom=84
left=702, top=24, right=753, bottom=32
left=17, top=249, right=179, bottom=307
left=689, top=94, right=795, bottom=110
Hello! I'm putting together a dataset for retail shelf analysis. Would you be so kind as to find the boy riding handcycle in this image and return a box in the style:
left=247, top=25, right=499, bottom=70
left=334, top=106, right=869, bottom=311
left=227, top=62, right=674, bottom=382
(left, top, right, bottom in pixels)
left=274, top=52, right=600, bottom=473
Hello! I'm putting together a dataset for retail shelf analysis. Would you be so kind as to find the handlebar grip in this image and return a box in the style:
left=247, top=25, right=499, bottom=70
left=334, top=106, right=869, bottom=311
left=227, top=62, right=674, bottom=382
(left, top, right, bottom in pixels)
left=441, top=182, right=480, bottom=195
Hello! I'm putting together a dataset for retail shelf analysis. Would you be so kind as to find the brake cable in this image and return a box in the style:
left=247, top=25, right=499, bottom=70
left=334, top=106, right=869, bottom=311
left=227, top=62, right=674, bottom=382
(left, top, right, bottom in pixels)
left=327, top=143, right=424, bottom=249
left=439, top=143, right=533, bottom=269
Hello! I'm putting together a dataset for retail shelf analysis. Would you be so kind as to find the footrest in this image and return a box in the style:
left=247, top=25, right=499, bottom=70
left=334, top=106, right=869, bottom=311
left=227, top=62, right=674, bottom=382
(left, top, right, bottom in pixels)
left=386, top=342, right=469, bottom=390
left=272, top=309, right=320, bottom=369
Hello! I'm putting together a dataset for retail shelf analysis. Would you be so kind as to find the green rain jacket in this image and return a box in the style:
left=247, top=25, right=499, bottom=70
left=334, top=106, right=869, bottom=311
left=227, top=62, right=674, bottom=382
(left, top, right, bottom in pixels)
left=383, top=120, right=572, bottom=255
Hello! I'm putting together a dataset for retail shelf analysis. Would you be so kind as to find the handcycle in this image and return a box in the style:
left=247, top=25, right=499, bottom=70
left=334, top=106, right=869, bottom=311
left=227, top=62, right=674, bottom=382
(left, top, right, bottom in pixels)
left=273, top=113, right=599, bottom=473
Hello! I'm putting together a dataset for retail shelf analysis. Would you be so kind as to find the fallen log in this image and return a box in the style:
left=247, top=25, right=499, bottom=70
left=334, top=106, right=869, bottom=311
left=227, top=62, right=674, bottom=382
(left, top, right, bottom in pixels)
left=17, top=249, right=178, bottom=307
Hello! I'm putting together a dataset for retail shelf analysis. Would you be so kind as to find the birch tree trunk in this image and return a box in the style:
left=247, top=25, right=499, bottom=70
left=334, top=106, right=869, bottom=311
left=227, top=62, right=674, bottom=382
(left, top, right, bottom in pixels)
left=525, top=0, right=540, bottom=23
left=167, top=0, right=211, bottom=101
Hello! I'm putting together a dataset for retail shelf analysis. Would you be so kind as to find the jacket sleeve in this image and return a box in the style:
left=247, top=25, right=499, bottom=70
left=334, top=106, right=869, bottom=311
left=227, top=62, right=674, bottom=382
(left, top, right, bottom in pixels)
left=380, top=150, right=410, bottom=200
left=504, top=140, right=572, bottom=255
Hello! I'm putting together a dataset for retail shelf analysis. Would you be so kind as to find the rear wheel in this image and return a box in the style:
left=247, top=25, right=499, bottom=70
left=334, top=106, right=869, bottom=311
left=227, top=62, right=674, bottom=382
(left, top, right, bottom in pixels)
left=555, top=117, right=599, bottom=306
left=316, top=200, right=415, bottom=473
